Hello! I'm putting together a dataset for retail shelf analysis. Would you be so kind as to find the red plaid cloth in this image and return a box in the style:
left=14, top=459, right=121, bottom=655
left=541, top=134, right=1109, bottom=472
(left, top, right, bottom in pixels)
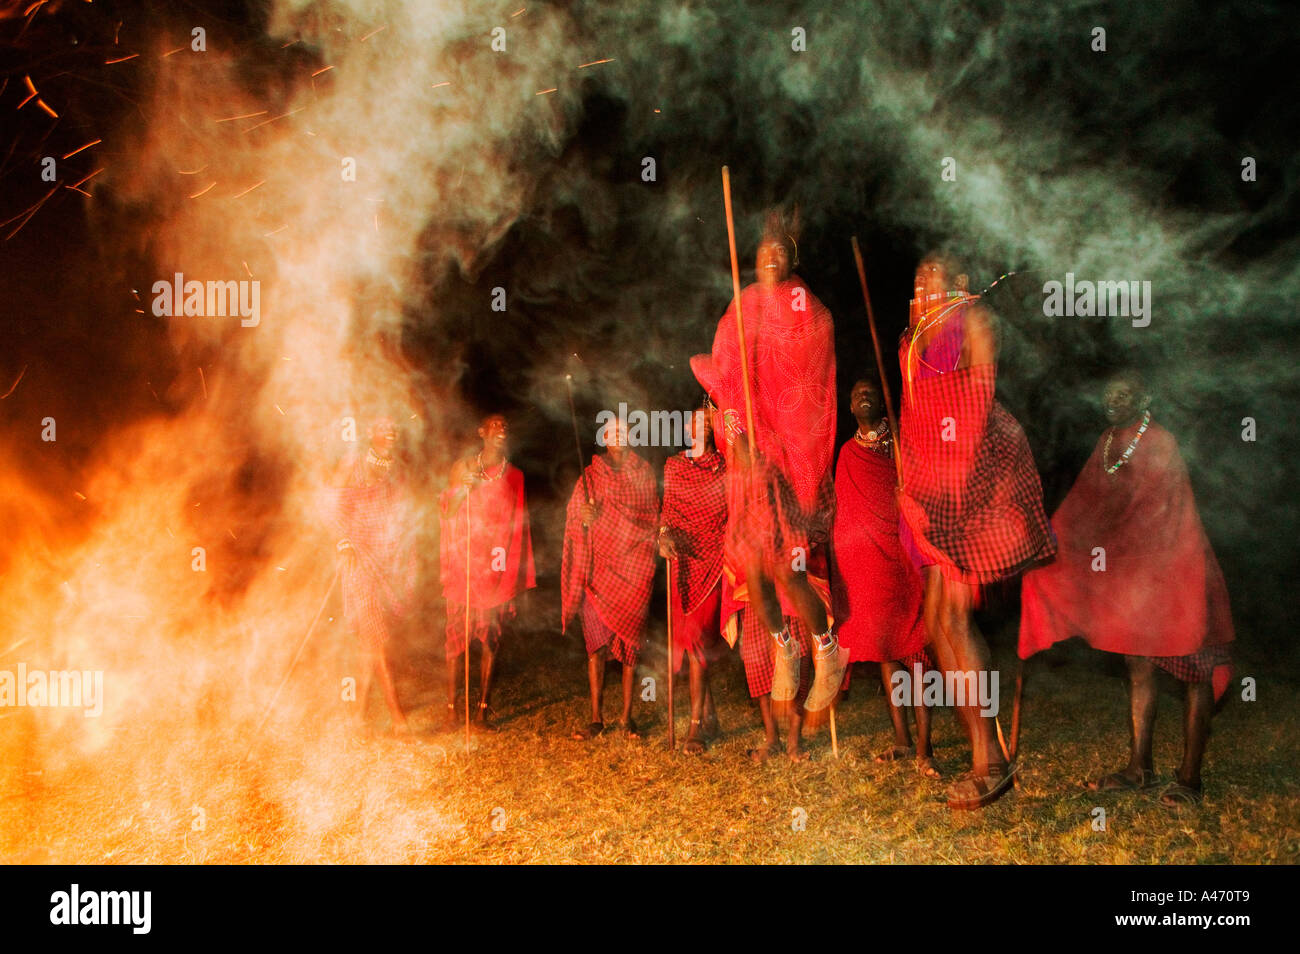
left=692, top=278, right=837, bottom=607
left=331, top=459, right=417, bottom=650
left=898, top=338, right=1055, bottom=584
left=443, top=603, right=510, bottom=659
left=1151, top=646, right=1232, bottom=691
left=661, top=448, right=727, bottom=613
left=561, top=451, right=659, bottom=651
left=581, top=597, right=640, bottom=666
left=438, top=462, right=536, bottom=612
left=670, top=577, right=724, bottom=672
left=737, top=604, right=812, bottom=700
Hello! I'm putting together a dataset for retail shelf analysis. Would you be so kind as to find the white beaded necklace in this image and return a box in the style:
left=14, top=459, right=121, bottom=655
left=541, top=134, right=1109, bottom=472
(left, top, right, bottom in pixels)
left=1102, top=410, right=1150, bottom=475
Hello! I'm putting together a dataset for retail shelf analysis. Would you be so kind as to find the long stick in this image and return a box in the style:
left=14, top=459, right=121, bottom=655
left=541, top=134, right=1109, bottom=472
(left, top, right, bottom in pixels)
left=244, top=568, right=340, bottom=763
left=565, top=374, right=592, bottom=504
left=464, top=486, right=472, bottom=754
left=666, top=559, right=675, bottom=750
left=1009, top=657, right=1025, bottom=762
left=851, top=236, right=904, bottom=489
left=721, top=167, right=757, bottom=461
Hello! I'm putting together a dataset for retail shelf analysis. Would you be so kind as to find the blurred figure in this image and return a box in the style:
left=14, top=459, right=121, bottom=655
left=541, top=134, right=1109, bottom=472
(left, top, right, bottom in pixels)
left=1020, top=369, right=1233, bottom=807
left=659, top=399, right=728, bottom=753
left=691, top=210, right=842, bottom=762
left=562, top=416, right=659, bottom=739
left=830, top=378, right=939, bottom=778
left=331, top=416, right=416, bottom=735
left=439, top=413, right=536, bottom=731
left=897, top=252, right=1055, bottom=809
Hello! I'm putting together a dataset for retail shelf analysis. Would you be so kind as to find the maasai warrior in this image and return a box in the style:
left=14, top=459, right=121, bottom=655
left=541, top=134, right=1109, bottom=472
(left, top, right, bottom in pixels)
left=1019, top=369, right=1233, bottom=807
left=897, top=252, right=1055, bottom=809
left=830, top=378, right=939, bottom=778
left=562, top=416, right=659, bottom=739
left=658, top=400, right=727, bottom=754
left=331, top=417, right=416, bottom=734
left=439, top=413, right=536, bottom=731
left=691, top=210, right=843, bottom=762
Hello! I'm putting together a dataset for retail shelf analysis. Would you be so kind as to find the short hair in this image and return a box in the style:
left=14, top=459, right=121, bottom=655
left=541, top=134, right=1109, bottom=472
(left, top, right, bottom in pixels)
left=1106, top=366, right=1149, bottom=394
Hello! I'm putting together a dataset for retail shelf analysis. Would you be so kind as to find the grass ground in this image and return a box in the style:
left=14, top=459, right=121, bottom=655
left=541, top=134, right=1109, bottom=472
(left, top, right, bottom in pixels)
left=2, top=610, right=1297, bottom=864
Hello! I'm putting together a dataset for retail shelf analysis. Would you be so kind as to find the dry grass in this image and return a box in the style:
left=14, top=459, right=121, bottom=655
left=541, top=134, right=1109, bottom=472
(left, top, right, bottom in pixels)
left=2, top=621, right=1297, bottom=865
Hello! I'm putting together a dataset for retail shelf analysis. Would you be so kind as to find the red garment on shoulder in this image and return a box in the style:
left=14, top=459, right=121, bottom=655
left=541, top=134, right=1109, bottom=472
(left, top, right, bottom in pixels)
left=897, top=344, right=1055, bottom=584
left=660, top=448, right=727, bottom=614
left=691, top=277, right=836, bottom=615
left=331, top=461, right=417, bottom=649
left=438, top=462, right=536, bottom=611
left=830, top=438, right=927, bottom=663
left=1019, top=422, right=1234, bottom=671
left=561, top=452, right=659, bottom=647
left=690, top=276, right=836, bottom=516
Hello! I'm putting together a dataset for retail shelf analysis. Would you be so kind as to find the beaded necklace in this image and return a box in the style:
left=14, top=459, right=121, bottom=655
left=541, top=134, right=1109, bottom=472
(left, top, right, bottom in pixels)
left=853, top=418, right=893, bottom=457
left=1102, top=410, right=1150, bottom=475
left=476, top=452, right=508, bottom=481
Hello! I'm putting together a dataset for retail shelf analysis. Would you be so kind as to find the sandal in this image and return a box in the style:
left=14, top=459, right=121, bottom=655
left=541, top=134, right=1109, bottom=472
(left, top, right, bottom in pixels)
left=875, top=744, right=915, bottom=763
left=1159, top=781, right=1203, bottom=808
left=573, top=721, right=604, bottom=740
left=1085, top=769, right=1157, bottom=792
left=946, top=762, right=1017, bottom=811
left=621, top=718, right=641, bottom=738
left=917, top=755, right=942, bottom=780
left=473, top=701, right=498, bottom=733
left=747, top=742, right=776, bottom=763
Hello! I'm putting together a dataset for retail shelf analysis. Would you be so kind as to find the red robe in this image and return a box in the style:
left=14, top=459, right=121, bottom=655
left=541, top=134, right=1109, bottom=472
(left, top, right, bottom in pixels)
left=561, top=451, right=659, bottom=648
left=691, top=277, right=836, bottom=614
left=898, top=318, right=1055, bottom=585
left=661, top=448, right=727, bottom=614
left=332, top=459, right=417, bottom=649
left=830, top=438, right=927, bottom=663
left=1019, top=421, right=1234, bottom=694
left=438, top=461, right=536, bottom=653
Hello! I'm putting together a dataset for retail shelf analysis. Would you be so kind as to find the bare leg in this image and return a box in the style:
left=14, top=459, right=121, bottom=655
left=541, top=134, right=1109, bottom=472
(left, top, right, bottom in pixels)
left=1177, top=680, right=1213, bottom=790
left=880, top=660, right=914, bottom=750
left=685, top=652, right=707, bottom=751
left=750, top=694, right=780, bottom=760
left=372, top=648, right=407, bottom=733
left=620, top=657, right=638, bottom=733
left=478, top=644, right=495, bottom=708
left=786, top=705, right=806, bottom=761
left=587, top=646, right=608, bottom=725
left=1125, top=655, right=1158, bottom=778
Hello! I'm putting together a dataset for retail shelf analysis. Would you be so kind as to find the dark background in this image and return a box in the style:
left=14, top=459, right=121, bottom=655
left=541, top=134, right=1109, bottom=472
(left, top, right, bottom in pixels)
left=2, top=0, right=1296, bottom=670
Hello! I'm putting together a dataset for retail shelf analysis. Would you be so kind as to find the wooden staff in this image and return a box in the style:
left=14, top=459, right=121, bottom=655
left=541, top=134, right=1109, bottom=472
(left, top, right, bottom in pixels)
left=722, top=168, right=838, bottom=752
left=243, top=568, right=339, bottom=763
left=565, top=373, right=594, bottom=587
left=851, top=235, right=904, bottom=489
left=464, top=487, right=472, bottom=754
left=721, top=167, right=757, bottom=461
left=666, top=559, right=676, bottom=750
left=1009, top=657, right=1025, bottom=761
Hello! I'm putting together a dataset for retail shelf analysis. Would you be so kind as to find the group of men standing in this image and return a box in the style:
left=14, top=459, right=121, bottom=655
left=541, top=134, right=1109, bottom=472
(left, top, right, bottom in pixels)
left=330, top=215, right=1234, bottom=812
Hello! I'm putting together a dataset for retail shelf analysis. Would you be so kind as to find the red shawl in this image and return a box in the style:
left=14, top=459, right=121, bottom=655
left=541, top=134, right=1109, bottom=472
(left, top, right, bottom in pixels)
left=897, top=351, right=1055, bottom=584
left=331, top=459, right=417, bottom=647
left=690, top=277, right=836, bottom=515
left=1019, top=422, right=1234, bottom=663
left=830, top=438, right=927, bottom=663
left=561, top=451, right=659, bottom=645
left=661, top=447, right=727, bottom=613
left=438, top=462, right=535, bottom=611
